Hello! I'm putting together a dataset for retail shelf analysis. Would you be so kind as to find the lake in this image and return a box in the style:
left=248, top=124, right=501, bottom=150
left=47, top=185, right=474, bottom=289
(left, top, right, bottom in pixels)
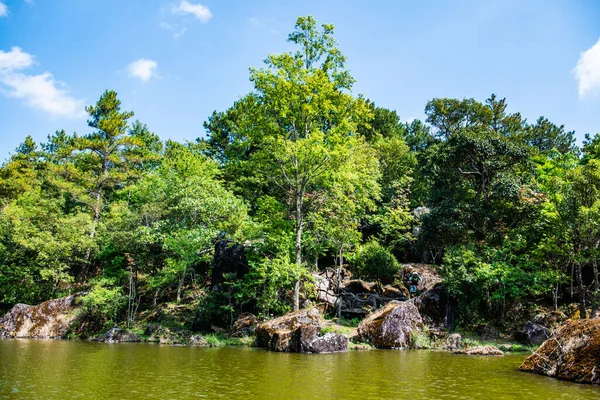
left=0, top=340, right=598, bottom=399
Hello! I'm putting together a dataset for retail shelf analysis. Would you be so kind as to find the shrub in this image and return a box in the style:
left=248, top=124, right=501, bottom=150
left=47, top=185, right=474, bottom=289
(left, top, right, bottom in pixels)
left=351, top=241, right=400, bottom=281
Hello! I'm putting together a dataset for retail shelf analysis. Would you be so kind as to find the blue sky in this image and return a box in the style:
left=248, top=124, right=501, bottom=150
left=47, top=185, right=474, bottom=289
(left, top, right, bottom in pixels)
left=1, top=0, right=599, bottom=161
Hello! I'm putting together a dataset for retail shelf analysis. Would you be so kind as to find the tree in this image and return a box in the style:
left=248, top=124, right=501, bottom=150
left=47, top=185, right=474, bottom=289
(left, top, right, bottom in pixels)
left=204, top=16, right=378, bottom=310
left=51, top=90, right=138, bottom=275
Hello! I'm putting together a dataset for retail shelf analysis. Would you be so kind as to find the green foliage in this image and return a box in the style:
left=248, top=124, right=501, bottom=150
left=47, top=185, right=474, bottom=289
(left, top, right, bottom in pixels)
left=351, top=241, right=400, bottom=281
left=80, top=278, right=127, bottom=323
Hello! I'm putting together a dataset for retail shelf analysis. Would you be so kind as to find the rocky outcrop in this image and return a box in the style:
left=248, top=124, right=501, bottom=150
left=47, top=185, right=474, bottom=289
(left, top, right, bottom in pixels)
left=231, top=313, right=258, bottom=337
left=454, top=346, right=504, bottom=356
left=357, top=301, right=423, bottom=348
left=254, top=307, right=322, bottom=348
left=312, top=273, right=338, bottom=308
left=0, top=294, right=82, bottom=339
left=520, top=319, right=600, bottom=385
left=522, top=321, right=550, bottom=345
left=446, top=333, right=462, bottom=350
left=254, top=308, right=347, bottom=353
left=93, top=328, right=141, bottom=343
left=413, top=285, right=446, bottom=328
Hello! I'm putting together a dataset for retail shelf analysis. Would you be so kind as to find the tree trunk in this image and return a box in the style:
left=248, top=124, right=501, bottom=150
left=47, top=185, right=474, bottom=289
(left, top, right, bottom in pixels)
left=591, top=259, right=599, bottom=318
left=293, top=192, right=304, bottom=311
left=336, top=248, right=343, bottom=318
left=576, top=263, right=587, bottom=319
left=177, top=267, right=186, bottom=303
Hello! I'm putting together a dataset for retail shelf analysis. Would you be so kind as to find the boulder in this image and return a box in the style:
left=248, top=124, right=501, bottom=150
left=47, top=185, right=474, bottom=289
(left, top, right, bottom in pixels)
left=254, top=308, right=322, bottom=349
left=357, top=301, right=423, bottom=348
left=522, top=321, right=550, bottom=346
left=231, top=313, right=258, bottom=337
left=520, top=319, right=600, bottom=385
left=303, top=332, right=348, bottom=353
left=292, top=325, right=348, bottom=354
left=253, top=308, right=347, bottom=353
left=93, top=328, right=141, bottom=343
left=446, top=333, right=462, bottom=350
left=312, top=273, right=338, bottom=308
left=189, top=335, right=208, bottom=346
left=413, top=285, right=447, bottom=328
left=454, top=346, right=504, bottom=356
left=533, top=311, right=567, bottom=329
left=382, top=285, right=407, bottom=300
left=341, top=280, right=380, bottom=294
left=0, top=294, right=82, bottom=339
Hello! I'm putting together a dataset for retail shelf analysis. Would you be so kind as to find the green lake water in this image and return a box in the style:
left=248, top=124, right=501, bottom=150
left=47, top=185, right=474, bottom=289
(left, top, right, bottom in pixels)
left=1, top=340, right=599, bottom=399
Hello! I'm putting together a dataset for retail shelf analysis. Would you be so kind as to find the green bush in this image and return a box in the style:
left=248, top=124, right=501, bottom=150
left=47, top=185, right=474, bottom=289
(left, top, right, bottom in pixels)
left=351, top=241, right=400, bottom=281
left=80, top=278, right=127, bottom=324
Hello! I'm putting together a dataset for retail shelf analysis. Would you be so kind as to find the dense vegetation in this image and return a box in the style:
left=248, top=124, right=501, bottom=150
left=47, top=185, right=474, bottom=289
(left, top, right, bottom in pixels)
left=1, top=16, right=599, bottom=332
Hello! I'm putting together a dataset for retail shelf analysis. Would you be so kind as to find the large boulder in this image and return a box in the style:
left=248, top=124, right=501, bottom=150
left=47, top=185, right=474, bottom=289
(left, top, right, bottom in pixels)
left=520, top=319, right=600, bottom=385
left=254, top=308, right=322, bottom=349
left=413, top=285, right=447, bottom=328
left=0, top=294, right=82, bottom=339
left=357, top=301, right=423, bottom=348
left=231, top=313, right=258, bottom=337
left=446, top=333, right=462, bottom=350
left=254, top=308, right=347, bottom=353
left=93, top=328, right=141, bottom=343
left=522, top=321, right=550, bottom=345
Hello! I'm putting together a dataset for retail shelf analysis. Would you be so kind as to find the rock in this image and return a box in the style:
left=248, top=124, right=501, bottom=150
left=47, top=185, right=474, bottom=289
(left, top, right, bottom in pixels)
left=189, top=335, right=208, bottom=346
left=93, top=328, right=141, bottom=343
left=533, top=311, right=567, bottom=329
left=357, top=301, right=423, bottom=348
left=312, top=273, right=338, bottom=308
left=413, top=285, right=447, bottom=328
left=454, top=346, right=504, bottom=356
left=402, top=264, right=441, bottom=292
left=522, top=321, right=550, bottom=345
left=231, top=313, right=258, bottom=337
left=0, top=294, right=83, bottom=339
left=446, top=333, right=462, bottom=350
left=254, top=308, right=322, bottom=349
left=303, top=332, right=348, bottom=353
left=292, top=325, right=348, bottom=354
left=341, top=280, right=380, bottom=294
left=476, top=324, right=500, bottom=340
left=253, top=308, right=347, bottom=353
left=382, top=285, right=407, bottom=300
left=520, top=319, right=600, bottom=385
left=212, top=240, right=248, bottom=287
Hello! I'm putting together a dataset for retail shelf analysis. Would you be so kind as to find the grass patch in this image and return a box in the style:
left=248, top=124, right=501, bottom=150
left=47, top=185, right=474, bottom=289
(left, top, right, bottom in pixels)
left=349, top=341, right=374, bottom=351
left=321, top=325, right=352, bottom=335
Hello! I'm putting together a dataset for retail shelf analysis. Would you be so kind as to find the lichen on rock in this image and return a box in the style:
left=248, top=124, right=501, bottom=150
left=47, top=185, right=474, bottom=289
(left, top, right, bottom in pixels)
left=520, top=319, right=600, bottom=385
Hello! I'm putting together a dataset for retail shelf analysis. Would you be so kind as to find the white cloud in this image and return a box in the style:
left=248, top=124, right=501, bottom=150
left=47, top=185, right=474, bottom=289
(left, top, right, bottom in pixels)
left=159, top=22, right=187, bottom=38
left=0, top=2, right=8, bottom=17
left=0, top=47, right=34, bottom=71
left=0, top=47, right=84, bottom=118
left=574, top=37, right=600, bottom=98
left=171, top=1, right=212, bottom=23
left=127, top=58, right=158, bottom=82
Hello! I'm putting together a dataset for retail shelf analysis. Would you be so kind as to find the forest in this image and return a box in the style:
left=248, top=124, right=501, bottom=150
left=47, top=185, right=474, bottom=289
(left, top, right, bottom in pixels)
left=1, top=16, right=599, bottom=335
